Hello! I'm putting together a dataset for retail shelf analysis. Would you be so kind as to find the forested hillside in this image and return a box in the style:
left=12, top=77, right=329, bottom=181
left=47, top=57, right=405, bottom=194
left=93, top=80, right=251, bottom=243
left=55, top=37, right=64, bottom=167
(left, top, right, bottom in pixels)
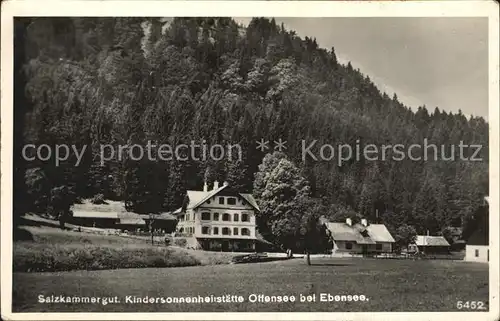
left=15, top=17, right=488, bottom=236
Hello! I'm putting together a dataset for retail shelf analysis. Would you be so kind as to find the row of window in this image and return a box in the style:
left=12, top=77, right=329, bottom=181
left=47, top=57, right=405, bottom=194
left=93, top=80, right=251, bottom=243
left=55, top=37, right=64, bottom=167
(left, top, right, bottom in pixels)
left=344, top=242, right=383, bottom=250
left=201, top=212, right=250, bottom=222
left=201, top=226, right=251, bottom=236
left=206, top=196, right=238, bottom=205
left=182, top=227, right=195, bottom=234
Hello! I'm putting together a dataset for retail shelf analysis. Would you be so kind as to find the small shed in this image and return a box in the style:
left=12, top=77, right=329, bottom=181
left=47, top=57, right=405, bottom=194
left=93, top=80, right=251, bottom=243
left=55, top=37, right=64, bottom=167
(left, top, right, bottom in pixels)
left=70, top=199, right=177, bottom=233
left=409, top=235, right=450, bottom=254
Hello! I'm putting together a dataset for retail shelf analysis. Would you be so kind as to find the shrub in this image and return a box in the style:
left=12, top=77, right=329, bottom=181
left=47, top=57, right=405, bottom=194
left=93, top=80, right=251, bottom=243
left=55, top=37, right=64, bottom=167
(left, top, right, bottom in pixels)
left=174, top=238, right=187, bottom=247
left=13, top=242, right=201, bottom=272
left=91, top=194, right=106, bottom=205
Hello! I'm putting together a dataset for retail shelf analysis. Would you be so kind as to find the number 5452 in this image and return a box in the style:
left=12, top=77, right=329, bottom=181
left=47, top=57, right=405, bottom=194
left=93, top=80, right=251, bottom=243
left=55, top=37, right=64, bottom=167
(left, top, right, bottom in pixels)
left=456, top=301, right=486, bottom=310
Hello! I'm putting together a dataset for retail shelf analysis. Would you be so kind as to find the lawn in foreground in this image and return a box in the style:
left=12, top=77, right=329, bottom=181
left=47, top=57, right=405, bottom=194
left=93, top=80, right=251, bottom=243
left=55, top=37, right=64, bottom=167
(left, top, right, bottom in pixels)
left=14, top=224, right=244, bottom=271
left=13, top=257, right=488, bottom=312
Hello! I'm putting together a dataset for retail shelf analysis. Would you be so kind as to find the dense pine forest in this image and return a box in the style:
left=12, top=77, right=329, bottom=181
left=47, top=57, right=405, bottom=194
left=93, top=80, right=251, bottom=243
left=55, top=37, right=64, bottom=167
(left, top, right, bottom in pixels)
left=14, top=17, right=488, bottom=241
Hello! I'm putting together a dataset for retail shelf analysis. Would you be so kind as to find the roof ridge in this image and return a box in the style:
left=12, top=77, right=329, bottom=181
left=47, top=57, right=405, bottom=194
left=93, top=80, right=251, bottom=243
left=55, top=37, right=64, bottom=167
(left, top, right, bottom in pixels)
left=191, top=185, right=229, bottom=209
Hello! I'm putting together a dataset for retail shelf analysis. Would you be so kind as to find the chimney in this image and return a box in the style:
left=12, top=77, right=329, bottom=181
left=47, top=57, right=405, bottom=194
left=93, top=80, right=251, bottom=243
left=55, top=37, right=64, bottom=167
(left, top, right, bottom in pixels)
left=427, top=230, right=430, bottom=236
left=203, top=181, right=208, bottom=192
left=361, top=219, right=368, bottom=227
left=213, top=180, right=219, bottom=190
left=346, top=218, right=352, bottom=226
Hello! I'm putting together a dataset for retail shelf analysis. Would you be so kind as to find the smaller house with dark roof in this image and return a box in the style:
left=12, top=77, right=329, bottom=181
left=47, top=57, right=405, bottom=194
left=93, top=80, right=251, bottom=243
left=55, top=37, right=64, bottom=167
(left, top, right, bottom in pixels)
left=325, top=218, right=395, bottom=255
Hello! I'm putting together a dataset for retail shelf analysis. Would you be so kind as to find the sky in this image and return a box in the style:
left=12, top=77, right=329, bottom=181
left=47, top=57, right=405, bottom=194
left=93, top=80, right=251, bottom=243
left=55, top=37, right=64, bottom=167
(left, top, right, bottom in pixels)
left=235, top=17, right=489, bottom=119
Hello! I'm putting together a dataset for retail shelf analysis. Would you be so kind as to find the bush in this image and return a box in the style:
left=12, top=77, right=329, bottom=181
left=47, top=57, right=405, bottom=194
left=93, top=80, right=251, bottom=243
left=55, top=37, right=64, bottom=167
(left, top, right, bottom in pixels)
left=91, top=194, right=106, bottom=205
left=187, top=251, right=240, bottom=265
left=13, top=242, right=201, bottom=272
left=174, top=238, right=187, bottom=247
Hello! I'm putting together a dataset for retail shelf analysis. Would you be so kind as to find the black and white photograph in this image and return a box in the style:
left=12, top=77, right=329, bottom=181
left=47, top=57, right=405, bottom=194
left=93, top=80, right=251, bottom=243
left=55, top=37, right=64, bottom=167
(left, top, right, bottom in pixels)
left=1, top=1, right=499, bottom=320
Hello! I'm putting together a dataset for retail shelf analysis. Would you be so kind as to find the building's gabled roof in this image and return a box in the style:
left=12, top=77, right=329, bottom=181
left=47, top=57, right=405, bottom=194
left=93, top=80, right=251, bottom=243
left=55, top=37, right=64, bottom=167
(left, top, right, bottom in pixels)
left=467, top=228, right=488, bottom=246
left=352, top=225, right=376, bottom=244
left=72, top=211, right=119, bottom=219
left=119, top=218, right=146, bottom=225
left=183, top=184, right=260, bottom=212
left=72, top=200, right=124, bottom=213
left=364, top=224, right=396, bottom=243
left=326, top=222, right=395, bottom=244
left=71, top=199, right=176, bottom=220
left=326, top=222, right=362, bottom=242
left=415, top=235, right=450, bottom=247
left=239, top=193, right=260, bottom=212
left=153, top=213, right=177, bottom=220
left=187, top=185, right=228, bottom=209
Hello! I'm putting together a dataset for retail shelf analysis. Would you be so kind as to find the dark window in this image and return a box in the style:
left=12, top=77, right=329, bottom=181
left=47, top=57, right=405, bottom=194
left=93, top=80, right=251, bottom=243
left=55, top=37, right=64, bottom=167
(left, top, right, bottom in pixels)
left=242, top=214, right=249, bottom=222
left=475, top=249, right=479, bottom=257
left=227, top=197, right=236, bottom=205
left=376, top=244, right=382, bottom=251
left=345, top=242, right=353, bottom=250
left=202, top=226, right=210, bottom=235
left=233, top=228, right=238, bottom=235
left=222, top=213, right=231, bottom=221
left=219, top=197, right=225, bottom=204
left=222, top=227, right=231, bottom=235
left=241, top=228, right=250, bottom=236
left=213, top=213, right=219, bottom=221
left=201, top=212, right=211, bottom=220
left=213, top=227, right=219, bottom=235
left=234, top=214, right=239, bottom=222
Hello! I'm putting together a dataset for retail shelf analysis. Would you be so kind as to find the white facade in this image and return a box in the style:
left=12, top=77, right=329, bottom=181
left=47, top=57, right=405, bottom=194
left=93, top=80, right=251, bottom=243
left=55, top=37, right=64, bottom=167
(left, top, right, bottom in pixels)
left=177, top=195, right=256, bottom=240
left=465, top=245, right=489, bottom=263
left=174, top=182, right=259, bottom=251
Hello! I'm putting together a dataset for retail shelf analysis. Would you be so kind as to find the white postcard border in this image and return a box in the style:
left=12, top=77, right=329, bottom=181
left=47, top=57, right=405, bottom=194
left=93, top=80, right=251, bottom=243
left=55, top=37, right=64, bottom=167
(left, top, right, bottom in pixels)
left=1, top=1, right=498, bottom=320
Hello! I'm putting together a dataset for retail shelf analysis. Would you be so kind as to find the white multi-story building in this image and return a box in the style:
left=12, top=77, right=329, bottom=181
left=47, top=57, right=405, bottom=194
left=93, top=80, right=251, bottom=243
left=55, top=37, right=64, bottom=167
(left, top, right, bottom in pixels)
left=173, top=181, right=260, bottom=251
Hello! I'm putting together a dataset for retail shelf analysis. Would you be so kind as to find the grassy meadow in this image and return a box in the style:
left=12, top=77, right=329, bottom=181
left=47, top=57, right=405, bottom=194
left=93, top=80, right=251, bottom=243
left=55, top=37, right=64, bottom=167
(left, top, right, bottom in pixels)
left=12, top=216, right=489, bottom=312
left=14, top=225, right=202, bottom=272
left=13, top=257, right=488, bottom=312
left=14, top=216, right=249, bottom=272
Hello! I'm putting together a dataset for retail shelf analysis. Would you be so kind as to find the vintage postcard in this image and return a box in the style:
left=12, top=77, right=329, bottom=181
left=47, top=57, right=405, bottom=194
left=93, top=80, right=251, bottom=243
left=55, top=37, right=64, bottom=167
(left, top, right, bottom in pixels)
left=1, top=1, right=499, bottom=320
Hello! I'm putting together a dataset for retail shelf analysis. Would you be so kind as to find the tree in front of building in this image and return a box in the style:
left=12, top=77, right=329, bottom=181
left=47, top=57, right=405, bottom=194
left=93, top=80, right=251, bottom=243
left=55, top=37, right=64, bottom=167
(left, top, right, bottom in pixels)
left=25, top=167, right=51, bottom=215
left=253, top=151, right=329, bottom=264
left=393, top=224, right=417, bottom=253
left=49, top=185, right=74, bottom=229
